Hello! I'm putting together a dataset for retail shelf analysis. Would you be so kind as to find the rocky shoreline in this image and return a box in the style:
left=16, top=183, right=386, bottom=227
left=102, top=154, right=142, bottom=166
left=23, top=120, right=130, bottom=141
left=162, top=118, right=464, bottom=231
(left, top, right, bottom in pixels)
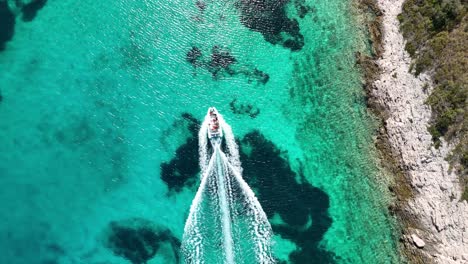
left=366, top=0, right=468, bottom=263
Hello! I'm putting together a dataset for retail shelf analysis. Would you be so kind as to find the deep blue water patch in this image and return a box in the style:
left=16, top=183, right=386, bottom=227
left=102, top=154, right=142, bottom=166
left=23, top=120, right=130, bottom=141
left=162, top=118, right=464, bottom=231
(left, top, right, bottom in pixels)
left=185, top=45, right=269, bottom=84
left=229, top=99, right=260, bottom=118
left=160, top=113, right=201, bottom=193
left=239, top=131, right=337, bottom=263
left=0, top=1, right=15, bottom=51
left=104, top=218, right=180, bottom=264
left=235, top=0, right=304, bottom=51
left=21, top=0, right=48, bottom=22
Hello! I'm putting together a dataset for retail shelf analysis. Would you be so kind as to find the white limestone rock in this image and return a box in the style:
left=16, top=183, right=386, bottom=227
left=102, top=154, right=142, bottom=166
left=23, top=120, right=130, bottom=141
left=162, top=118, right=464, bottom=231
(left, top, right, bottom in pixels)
left=411, top=234, right=426, bottom=248
left=374, top=0, right=468, bottom=262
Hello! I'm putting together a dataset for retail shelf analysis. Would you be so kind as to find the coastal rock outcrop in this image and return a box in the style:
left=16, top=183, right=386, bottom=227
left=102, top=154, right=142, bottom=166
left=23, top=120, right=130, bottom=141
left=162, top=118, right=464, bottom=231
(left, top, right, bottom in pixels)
left=373, top=0, right=468, bottom=262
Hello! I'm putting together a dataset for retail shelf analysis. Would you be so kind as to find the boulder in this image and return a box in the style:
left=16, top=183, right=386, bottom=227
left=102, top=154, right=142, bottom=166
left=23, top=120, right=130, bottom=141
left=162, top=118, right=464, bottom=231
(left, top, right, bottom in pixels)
left=411, top=234, right=426, bottom=248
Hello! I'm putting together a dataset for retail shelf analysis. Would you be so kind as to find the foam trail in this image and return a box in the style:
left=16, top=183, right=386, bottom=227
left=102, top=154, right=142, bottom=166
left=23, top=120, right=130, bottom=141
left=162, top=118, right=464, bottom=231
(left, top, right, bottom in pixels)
left=215, top=147, right=235, bottom=264
left=218, top=114, right=241, bottom=171
left=220, top=151, right=274, bottom=263
left=182, top=154, right=215, bottom=264
left=198, top=117, right=210, bottom=174
left=182, top=109, right=275, bottom=264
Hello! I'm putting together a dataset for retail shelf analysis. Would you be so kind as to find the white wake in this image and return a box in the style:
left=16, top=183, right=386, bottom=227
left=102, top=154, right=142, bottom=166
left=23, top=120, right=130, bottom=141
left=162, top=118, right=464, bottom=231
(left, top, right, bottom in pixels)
left=182, top=110, right=275, bottom=264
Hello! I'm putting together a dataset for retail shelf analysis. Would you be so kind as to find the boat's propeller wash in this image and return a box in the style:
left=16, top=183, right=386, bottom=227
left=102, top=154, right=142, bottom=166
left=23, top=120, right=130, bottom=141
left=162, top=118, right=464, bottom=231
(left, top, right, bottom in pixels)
left=181, top=107, right=275, bottom=264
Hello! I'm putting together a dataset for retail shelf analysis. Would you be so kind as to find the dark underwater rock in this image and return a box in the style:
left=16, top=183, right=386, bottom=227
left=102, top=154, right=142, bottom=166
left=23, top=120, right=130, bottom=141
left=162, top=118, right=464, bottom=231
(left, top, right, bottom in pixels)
left=21, top=0, right=48, bottom=22
left=236, top=0, right=304, bottom=51
left=0, top=1, right=15, bottom=51
left=104, top=218, right=180, bottom=264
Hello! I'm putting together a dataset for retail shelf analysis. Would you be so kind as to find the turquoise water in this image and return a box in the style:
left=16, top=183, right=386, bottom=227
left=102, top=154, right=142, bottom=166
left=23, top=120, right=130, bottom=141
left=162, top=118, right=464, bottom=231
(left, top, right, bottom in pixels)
left=0, top=0, right=402, bottom=263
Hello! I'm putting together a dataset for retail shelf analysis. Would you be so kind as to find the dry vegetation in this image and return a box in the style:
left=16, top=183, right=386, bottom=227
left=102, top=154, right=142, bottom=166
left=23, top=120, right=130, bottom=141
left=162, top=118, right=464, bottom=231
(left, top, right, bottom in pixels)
left=398, top=0, right=467, bottom=199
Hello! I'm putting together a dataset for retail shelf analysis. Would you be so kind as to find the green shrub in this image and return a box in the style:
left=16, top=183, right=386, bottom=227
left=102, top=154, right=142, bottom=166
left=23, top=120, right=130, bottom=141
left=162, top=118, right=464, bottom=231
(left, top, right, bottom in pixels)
left=429, top=31, right=449, bottom=55
left=434, top=109, right=457, bottom=136
left=422, top=83, right=429, bottom=91
left=461, top=151, right=468, bottom=167
left=429, top=124, right=442, bottom=140
left=399, top=0, right=467, bottom=173
left=405, top=42, right=416, bottom=56
left=462, top=185, right=468, bottom=201
left=397, top=13, right=404, bottom=23
left=414, top=53, right=432, bottom=75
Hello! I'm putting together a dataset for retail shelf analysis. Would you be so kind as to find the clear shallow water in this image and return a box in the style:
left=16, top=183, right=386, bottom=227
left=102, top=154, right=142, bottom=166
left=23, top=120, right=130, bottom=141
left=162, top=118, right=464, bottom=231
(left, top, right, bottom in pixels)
left=0, top=0, right=401, bottom=263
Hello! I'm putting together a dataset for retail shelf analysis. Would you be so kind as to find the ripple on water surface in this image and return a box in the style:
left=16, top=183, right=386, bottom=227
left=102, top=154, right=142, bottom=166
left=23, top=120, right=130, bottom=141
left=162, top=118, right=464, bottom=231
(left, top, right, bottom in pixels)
left=0, top=0, right=401, bottom=263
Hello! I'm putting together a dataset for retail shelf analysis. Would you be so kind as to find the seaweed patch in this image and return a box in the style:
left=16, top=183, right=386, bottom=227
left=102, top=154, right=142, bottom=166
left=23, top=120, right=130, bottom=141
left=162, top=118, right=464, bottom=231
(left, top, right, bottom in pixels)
left=104, top=218, right=180, bottom=264
left=235, top=0, right=304, bottom=51
left=185, top=45, right=269, bottom=84
left=190, top=0, right=207, bottom=22
left=0, top=1, right=15, bottom=51
left=240, top=131, right=337, bottom=263
left=186, top=47, right=203, bottom=67
left=229, top=99, right=260, bottom=118
left=120, top=33, right=154, bottom=70
left=209, top=45, right=237, bottom=76
left=160, top=113, right=230, bottom=194
left=160, top=113, right=201, bottom=193
left=21, top=0, right=48, bottom=22
left=250, top=68, right=270, bottom=84
left=293, top=0, right=315, bottom=19
left=195, top=0, right=206, bottom=12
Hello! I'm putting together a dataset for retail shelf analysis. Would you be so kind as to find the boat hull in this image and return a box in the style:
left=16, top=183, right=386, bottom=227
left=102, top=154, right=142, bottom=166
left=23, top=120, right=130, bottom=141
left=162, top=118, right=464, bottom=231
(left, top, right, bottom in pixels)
left=207, top=107, right=223, bottom=145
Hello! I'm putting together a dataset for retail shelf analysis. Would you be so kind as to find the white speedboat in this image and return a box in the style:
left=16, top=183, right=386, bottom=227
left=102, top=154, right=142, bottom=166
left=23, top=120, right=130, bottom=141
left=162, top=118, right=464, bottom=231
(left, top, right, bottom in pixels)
left=207, top=107, right=223, bottom=143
